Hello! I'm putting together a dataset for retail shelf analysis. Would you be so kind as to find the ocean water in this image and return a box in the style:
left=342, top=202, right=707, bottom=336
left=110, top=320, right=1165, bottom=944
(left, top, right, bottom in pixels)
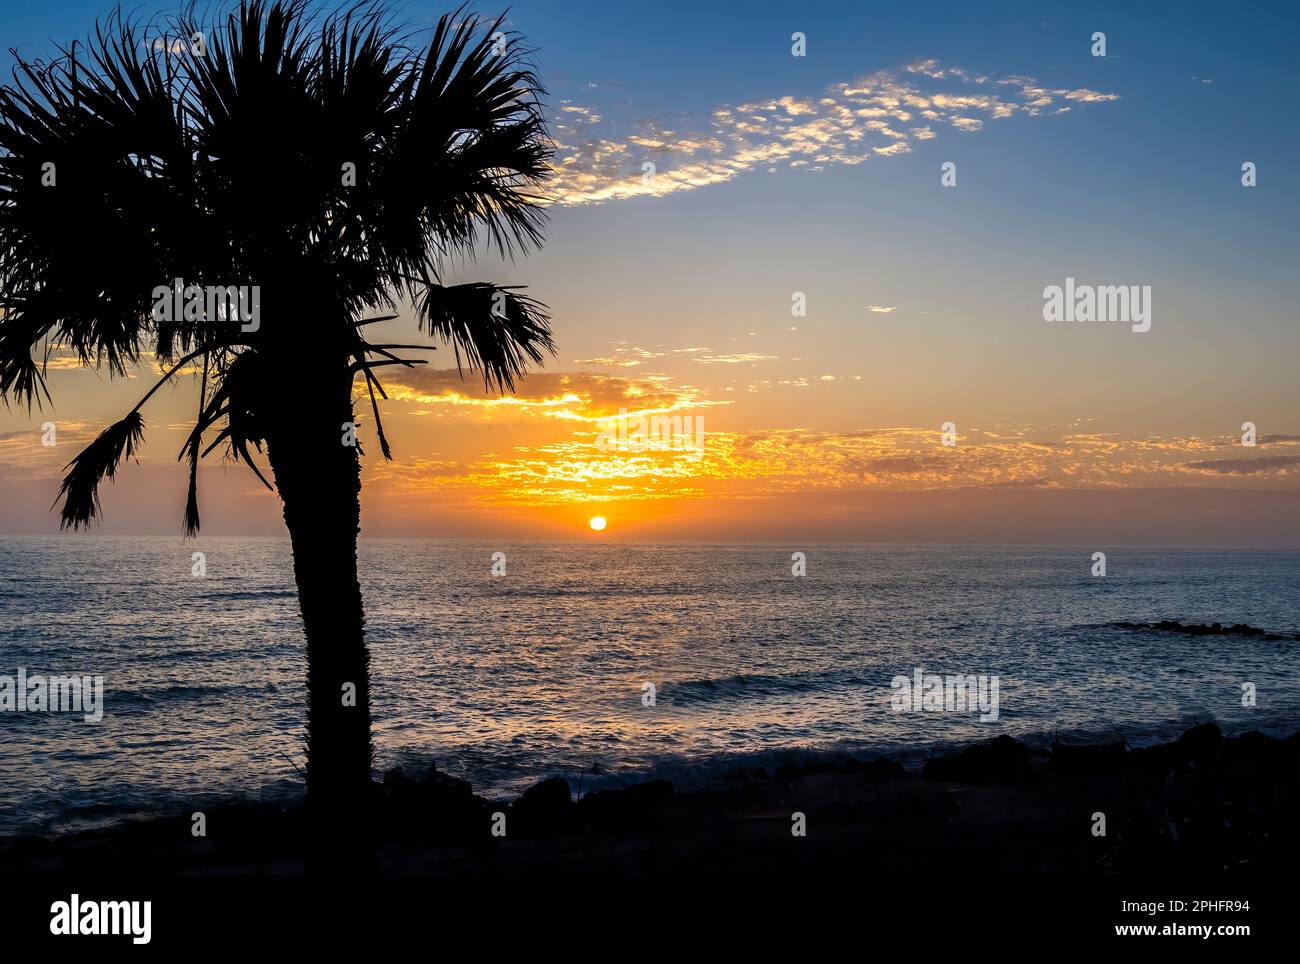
left=1, top=537, right=1298, bottom=836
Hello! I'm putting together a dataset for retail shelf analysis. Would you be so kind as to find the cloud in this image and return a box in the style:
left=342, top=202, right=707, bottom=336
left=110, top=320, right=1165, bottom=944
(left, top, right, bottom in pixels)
left=854, top=455, right=947, bottom=476
left=353, top=393, right=1300, bottom=505
left=377, top=367, right=725, bottom=423
left=866, top=305, right=897, bottom=313
left=1062, top=88, right=1120, bottom=103
left=548, top=60, right=1119, bottom=204
left=690, top=353, right=779, bottom=365
left=0, top=421, right=96, bottom=479
left=557, top=104, right=603, bottom=124
left=572, top=356, right=644, bottom=368
left=1182, top=454, right=1300, bottom=475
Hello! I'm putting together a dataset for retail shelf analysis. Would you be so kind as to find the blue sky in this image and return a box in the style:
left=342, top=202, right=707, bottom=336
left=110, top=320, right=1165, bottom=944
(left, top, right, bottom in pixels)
left=497, top=0, right=1298, bottom=432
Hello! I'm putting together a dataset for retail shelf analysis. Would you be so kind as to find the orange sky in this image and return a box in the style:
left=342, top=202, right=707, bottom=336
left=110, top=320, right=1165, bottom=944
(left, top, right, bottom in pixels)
left=2, top=335, right=1297, bottom=544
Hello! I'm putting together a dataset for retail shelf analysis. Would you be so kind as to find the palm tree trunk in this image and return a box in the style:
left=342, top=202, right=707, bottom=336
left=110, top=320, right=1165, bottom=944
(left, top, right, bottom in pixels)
left=265, top=380, right=374, bottom=821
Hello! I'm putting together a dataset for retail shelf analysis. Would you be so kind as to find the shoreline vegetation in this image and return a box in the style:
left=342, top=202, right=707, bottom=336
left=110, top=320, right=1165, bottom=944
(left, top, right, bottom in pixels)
left=4, top=721, right=1297, bottom=876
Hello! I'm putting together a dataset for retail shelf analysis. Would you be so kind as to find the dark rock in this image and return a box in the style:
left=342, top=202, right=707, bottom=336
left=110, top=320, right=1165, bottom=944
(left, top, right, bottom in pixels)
left=1114, top=619, right=1288, bottom=639
left=383, top=768, right=416, bottom=793
left=1132, top=722, right=1222, bottom=767
left=578, top=780, right=673, bottom=833
left=624, top=779, right=674, bottom=803
left=922, top=735, right=1033, bottom=785
left=1176, top=721, right=1222, bottom=754
left=1221, top=730, right=1283, bottom=768
left=509, top=776, right=574, bottom=836
left=774, top=756, right=905, bottom=783
left=1050, top=741, right=1128, bottom=777
left=843, top=757, right=906, bottom=779
left=724, top=767, right=768, bottom=781
left=376, top=766, right=484, bottom=842
left=775, top=759, right=841, bottom=781
left=419, top=766, right=476, bottom=801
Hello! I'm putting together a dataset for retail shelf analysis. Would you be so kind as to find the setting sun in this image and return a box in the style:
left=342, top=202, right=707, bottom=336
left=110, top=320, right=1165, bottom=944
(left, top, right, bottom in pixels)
left=588, top=516, right=607, bottom=531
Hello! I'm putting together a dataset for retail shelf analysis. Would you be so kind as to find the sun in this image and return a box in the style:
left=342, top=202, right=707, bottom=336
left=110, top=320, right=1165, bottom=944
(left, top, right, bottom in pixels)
left=588, top=516, right=607, bottom=532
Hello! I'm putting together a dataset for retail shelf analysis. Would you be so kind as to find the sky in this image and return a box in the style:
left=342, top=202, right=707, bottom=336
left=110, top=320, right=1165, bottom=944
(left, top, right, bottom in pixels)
left=1, top=0, right=1297, bottom=544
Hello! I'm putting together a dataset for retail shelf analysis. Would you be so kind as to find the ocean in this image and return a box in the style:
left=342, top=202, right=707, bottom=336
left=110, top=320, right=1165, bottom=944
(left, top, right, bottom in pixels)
left=1, top=538, right=1298, bottom=836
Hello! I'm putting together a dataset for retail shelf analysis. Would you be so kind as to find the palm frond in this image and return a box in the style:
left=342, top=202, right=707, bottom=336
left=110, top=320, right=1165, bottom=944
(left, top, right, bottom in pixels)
left=184, top=440, right=202, bottom=536
left=56, top=410, right=145, bottom=529
left=412, top=280, right=554, bottom=393
left=366, top=8, right=553, bottom=282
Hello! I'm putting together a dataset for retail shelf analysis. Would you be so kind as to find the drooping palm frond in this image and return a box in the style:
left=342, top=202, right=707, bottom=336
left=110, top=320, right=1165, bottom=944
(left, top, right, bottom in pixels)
left=184, top=439, right=202, bottom=535
left=55, top=410, right=145, bottom=529
left=412, top=280, right=552, bottom=393
left=0, top=311, right=54, bottom=409
left=186, top=348, right=273, bottom=490
left=181, top=350, right=211, bottom=535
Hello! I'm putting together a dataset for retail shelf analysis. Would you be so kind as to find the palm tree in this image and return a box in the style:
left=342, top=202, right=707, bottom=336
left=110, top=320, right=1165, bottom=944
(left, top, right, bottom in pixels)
left=0, top=1, right=555, bottom=824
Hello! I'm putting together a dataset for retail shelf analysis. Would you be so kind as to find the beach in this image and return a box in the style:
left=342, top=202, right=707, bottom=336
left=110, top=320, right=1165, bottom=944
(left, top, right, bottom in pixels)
left=3, top=721, right=1295, bottom=881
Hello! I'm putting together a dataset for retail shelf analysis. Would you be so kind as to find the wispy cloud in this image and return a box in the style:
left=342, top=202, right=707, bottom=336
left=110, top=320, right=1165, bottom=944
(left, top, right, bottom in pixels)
left=548, top=60, right=1119, bottom=205
left=376, top=368, right=725, bottom=423
left=691, top=353, right=780, bottom=366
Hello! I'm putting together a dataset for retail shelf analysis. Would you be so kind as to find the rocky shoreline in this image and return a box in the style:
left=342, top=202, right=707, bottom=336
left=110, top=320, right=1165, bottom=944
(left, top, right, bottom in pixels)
left=3, top=721, right=1297, bottom=877
left=1109, top=620, right=1300, bottom=641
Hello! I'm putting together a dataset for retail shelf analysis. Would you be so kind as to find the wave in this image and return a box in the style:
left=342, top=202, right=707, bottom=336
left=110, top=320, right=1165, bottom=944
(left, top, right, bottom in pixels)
left=368, top=711, right=1300, bottom=804
left=111, top=682, right=281, bottom=705
left=665, top=667, right=869, bottom=706
left=494, top=585, right=719, bottom=599
left=192, top=589, right=299, bottom=601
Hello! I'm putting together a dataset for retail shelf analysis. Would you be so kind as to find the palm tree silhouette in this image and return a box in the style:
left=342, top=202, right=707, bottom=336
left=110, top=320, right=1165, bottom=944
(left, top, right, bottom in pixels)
left=0, top=1, right=555, bottom=825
